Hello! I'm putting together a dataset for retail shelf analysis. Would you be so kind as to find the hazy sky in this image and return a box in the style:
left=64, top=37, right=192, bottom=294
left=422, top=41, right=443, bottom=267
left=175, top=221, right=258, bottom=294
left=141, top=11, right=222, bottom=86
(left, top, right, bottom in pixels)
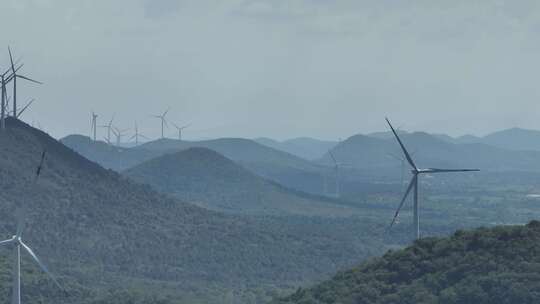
left=1, top=0, right=540, bottom=141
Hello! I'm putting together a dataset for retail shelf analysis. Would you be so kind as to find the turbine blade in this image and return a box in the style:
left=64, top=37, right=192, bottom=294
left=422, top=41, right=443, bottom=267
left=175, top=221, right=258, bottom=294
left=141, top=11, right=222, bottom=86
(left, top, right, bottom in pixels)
left=389, top=175, right=417, bottom=229
left=16, top=98, right=35, bottom=118
left=426, top=168, right=480, bottom=173
left=35, top=150, right=46, bottom=180
left=0, top=239, right=13, bottom=246
left=8, top=46, right=15, bottom=72
left=386, top=118, right=417, bottom=169
left=20, top=242, right=63, bottom=290
left=16, top=75, right=42, bottom=85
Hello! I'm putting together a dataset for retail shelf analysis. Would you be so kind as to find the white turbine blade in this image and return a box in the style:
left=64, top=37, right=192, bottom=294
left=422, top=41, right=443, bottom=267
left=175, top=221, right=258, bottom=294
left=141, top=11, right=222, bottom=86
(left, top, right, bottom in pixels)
left=20, top=242, right=63, bottom=290
left=426, top=168, right=480, bottom=173
left=389, top=175, right=416, bottom=229
left=386, top=118, right=417, bottom=169
left=0, top=238, right=14, bottom=246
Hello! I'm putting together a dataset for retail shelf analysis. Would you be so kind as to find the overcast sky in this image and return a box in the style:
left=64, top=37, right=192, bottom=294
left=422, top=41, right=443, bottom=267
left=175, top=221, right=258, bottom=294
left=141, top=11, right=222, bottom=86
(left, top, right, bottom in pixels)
left=1, top=0, right=540, bottom=141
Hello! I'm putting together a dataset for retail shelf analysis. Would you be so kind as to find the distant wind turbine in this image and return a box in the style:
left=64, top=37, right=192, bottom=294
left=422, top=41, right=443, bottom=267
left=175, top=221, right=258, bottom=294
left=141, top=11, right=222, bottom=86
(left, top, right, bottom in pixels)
left=386, top=118, right=479, bottom=240
left=0, top=60, right=23, bottom=129
left=99, top=114, right=115, bottom=144
left=8, top=47, right=42, bottom=118
left=112, top=126, right=129, bottom=146
left=129, top=121, right=148, bottom=145
left=328, top=150, right=350, bottom=198
left=152, top=108, right=170, bottom=139
left=172, top=122, right=191, bottom=140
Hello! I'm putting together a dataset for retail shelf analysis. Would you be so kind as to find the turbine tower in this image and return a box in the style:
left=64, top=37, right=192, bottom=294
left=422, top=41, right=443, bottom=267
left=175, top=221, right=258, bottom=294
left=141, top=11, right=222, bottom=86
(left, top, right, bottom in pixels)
left=172, top=122, right=191, bottom=140
left=152, top=108, right=170, bottom=139
left=386, top=118, right=479, bottom=240
left=8, top=47, right=42, bottom=118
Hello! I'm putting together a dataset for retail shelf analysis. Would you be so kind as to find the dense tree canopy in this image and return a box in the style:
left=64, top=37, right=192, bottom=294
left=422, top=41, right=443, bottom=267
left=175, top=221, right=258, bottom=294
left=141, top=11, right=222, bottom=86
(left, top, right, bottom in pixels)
left=275, top=221, right=540, bottom=304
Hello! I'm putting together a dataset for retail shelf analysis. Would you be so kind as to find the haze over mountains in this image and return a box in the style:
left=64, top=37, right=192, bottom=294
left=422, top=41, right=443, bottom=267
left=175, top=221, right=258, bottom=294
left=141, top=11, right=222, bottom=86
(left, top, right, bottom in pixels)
left=254, top=137, right=338, bottom=161
left=124, top=147, right=354, bottom=216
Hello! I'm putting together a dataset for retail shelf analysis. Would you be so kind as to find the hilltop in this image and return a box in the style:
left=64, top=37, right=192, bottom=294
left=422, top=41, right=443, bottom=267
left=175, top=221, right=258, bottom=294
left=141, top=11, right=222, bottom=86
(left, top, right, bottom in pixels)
left=275, top=221, right=540, bottom=304
left=124, top=147, right=358, bottom=216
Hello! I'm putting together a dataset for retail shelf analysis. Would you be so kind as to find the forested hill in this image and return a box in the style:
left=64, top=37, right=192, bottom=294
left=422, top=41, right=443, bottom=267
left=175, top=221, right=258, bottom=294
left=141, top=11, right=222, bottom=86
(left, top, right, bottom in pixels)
left=274, top=221, right=540, bottom=304
left=0, top=118, right=387, bottom=303
left=124, top=147, right=358, bottom=216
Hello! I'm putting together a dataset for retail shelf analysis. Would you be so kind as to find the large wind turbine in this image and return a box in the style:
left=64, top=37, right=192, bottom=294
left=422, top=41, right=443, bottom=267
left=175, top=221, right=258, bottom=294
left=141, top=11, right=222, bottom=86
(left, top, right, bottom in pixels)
left=152, top=108, right=170, bottom=139
left=8, top=47, right=42, bottom=118
left=172, top=122, right=191, bottom=140
left=0, top=151, right=64, bottom=304
left=386, top=118, right=479, bottom=239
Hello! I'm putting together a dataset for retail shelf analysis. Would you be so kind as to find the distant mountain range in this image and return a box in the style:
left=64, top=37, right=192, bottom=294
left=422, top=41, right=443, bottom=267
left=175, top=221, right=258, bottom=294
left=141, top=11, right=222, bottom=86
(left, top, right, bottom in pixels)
left=321, top=131, right=540, bottom=175
left=254, top=137, right=338, bottom=160
left=62, top=135, right=328, bottom=195
left=62, top=126, right=540, bottom=201
left=124, top=147, right=353, bottom=216
left=370, top=127, right=540, bottom=151
left=275, top=221, right=540, bottom=303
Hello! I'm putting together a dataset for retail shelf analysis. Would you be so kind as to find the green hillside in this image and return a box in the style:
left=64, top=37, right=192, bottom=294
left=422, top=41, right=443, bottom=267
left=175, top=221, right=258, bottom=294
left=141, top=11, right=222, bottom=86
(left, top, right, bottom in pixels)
left=274, top=221, right=540, bottom=304
left=0, top=118, right=389, bottom=303
left=124, top=147, right=361, bottom=216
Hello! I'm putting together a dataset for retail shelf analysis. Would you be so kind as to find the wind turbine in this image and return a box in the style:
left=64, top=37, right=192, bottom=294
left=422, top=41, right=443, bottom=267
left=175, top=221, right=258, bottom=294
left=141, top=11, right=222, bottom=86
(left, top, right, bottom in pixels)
left=0, top=151, right=65, bottom=304
left=328, top=151, right=350, bottom=198
left=0, top=62, right=22, bottom=129
left=171, top=122, right=191, bottom=140
left=129, top=121, right=148, bottom=145
left=152, top=108, right=170, bottom=139
left=112, top=126, right=129, bottom=146
left=99, top=114, right=115, bottom=144
left=386, top=118, right=479, bottom=239
left=8, top=47, right=42, bottom=118
left=90, top=112, right=98, bottom=141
